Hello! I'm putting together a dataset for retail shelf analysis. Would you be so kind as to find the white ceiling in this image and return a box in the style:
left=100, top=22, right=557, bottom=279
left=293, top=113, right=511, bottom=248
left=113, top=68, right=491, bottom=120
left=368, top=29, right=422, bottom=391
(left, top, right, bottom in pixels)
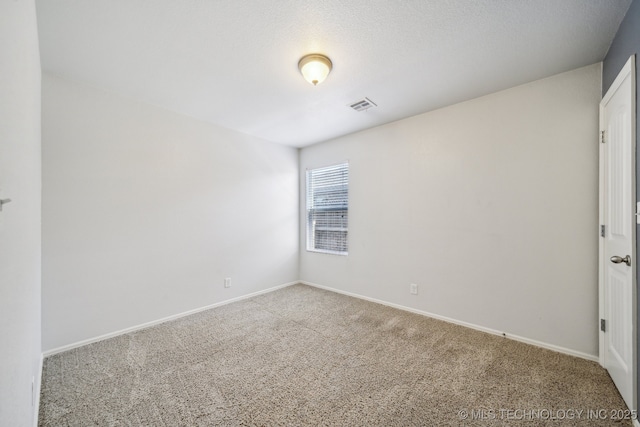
left=36, top=0, right=631, bottom=147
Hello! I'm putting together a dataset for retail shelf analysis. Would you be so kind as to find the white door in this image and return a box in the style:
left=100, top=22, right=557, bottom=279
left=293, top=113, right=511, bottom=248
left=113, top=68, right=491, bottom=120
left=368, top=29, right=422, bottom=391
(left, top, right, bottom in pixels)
left=599, top=55, right=636, bottom=411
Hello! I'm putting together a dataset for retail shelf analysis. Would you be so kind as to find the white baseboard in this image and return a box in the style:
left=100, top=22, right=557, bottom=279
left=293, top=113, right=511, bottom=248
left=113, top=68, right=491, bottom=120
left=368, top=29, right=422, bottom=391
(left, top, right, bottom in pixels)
left=43, top=279, right=601, bottom=364
left=300, top=281, right=599, bottom=363
left=43, top=281, right=299, bottom=357
left=33, top=352, right=43, bottom=427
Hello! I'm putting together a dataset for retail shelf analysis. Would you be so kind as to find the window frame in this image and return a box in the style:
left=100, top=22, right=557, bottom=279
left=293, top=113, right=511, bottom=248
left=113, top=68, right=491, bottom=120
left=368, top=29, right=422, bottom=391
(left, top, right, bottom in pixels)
left=305, top=162, right=349, bottom=256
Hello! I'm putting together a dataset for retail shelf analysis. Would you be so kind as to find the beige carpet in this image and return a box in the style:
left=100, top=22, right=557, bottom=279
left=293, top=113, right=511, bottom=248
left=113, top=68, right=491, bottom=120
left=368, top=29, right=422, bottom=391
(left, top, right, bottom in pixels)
left=39, top=284, right=631, bottom=426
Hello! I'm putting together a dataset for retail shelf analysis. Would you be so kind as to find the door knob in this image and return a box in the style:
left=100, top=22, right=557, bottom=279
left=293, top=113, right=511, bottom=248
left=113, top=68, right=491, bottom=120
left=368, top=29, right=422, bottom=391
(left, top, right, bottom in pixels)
left=610, top=255, right=631, bottom=266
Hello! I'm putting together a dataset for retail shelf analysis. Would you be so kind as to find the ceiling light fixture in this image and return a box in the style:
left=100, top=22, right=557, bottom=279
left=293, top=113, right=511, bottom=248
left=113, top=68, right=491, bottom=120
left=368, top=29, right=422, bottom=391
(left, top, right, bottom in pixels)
left=298, top=53, right=332, bottom=86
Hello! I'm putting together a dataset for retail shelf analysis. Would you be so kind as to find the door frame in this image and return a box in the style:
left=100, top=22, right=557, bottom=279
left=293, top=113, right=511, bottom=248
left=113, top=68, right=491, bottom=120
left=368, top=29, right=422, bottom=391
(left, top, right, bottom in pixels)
left=598, top=54, right=637, bottom=411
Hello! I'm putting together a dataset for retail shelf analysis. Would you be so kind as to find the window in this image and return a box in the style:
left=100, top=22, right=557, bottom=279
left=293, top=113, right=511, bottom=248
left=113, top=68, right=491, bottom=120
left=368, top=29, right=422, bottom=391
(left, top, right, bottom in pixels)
left=306, top=162, right=349, bottom=255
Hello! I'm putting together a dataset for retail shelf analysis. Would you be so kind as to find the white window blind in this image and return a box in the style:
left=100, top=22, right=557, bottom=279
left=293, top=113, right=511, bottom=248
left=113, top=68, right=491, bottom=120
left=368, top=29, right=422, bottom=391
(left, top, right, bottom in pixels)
left=306, top=162, right=349, bottom=255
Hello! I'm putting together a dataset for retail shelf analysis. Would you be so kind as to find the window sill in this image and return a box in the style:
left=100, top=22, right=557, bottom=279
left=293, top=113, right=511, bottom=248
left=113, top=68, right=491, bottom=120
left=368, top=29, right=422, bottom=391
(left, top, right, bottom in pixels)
left=306, top=248, right=348, bottom=256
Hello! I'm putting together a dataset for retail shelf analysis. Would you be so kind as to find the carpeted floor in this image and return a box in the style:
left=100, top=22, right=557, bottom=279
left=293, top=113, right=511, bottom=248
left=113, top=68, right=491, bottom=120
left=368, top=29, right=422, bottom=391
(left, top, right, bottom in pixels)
left=39, top=284, right=632, bottom=426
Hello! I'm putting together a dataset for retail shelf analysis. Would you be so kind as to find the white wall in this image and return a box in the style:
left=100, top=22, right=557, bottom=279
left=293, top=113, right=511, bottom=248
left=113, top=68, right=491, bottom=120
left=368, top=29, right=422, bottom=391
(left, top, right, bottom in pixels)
left=300, top=64, right=601, bottom=357
left=42, top=74, right=298, bottom=351
left=0, top=0, right=42, bottom=425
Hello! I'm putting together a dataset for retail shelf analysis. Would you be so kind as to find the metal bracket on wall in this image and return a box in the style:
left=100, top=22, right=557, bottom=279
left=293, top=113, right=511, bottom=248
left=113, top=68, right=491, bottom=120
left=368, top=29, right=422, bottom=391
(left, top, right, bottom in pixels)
left=0, top=199, right=11, bottom=212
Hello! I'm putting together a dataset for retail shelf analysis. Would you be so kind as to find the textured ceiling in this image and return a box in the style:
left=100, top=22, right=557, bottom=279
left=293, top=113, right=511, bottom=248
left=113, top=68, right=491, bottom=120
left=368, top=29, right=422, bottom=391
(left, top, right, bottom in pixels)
left=36, top=0, right=631, bottom=147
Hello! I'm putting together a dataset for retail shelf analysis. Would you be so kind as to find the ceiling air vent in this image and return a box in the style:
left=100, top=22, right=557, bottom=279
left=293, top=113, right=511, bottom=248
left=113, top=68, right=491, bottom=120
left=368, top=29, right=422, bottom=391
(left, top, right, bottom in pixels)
left=349, top=97, right=377, bottom=112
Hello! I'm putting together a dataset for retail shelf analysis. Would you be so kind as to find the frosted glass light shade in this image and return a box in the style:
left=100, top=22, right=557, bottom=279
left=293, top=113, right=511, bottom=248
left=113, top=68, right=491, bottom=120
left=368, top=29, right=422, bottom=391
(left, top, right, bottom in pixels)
left=298, top=54, right=332, bottom=86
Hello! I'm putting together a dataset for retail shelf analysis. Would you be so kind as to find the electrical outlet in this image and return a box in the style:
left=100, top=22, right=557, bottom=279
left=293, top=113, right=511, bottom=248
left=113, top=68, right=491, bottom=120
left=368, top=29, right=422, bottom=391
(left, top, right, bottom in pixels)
left=224, top=277, right=231, bottom=288
left=409, top=283, right=418, bottom=295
